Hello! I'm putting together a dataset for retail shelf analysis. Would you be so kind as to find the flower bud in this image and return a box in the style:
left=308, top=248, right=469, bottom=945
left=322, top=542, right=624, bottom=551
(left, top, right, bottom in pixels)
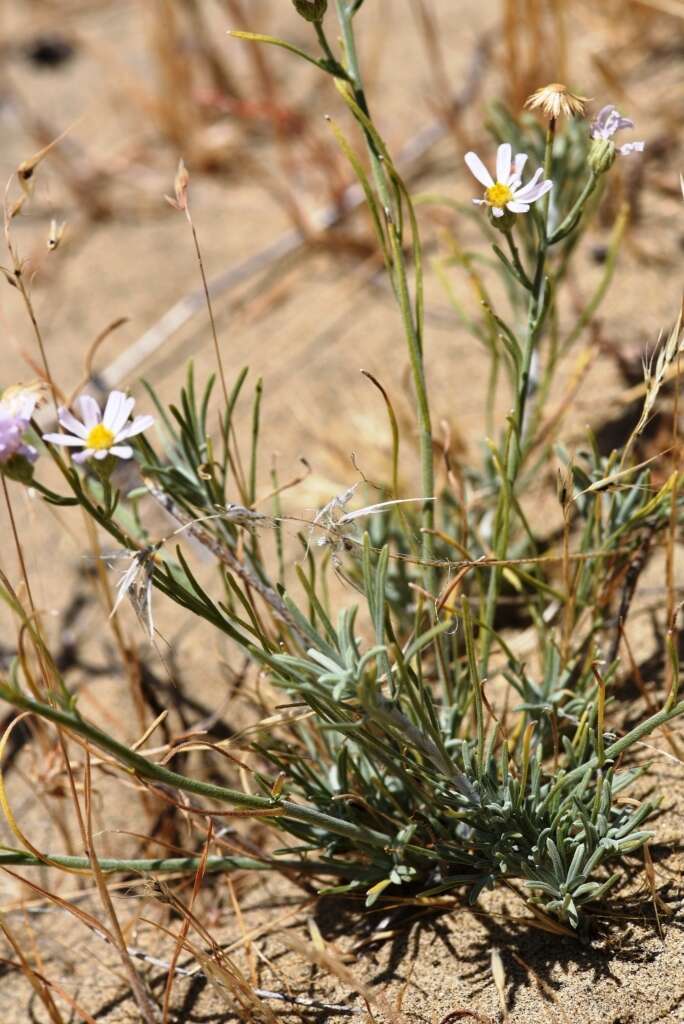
left=588, top=137, right=616, bottom=175
left=488, top=207, right=516, bottom=232
left=292, top=0, right=327, bottom=21
left=91, top=453, right=116, bottom=483
left=1, top=454, right=35, bottom=484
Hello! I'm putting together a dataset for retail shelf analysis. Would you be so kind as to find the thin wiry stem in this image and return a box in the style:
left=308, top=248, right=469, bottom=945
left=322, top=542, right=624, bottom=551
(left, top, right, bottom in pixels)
left=334, top=0, right=436, bottom=595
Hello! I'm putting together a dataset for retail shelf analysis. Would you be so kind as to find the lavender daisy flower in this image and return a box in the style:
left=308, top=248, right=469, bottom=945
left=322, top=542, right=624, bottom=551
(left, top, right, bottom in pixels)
left=465, top=143, right=553, bottom=219
left=590, top=105, right=645, bottom=156
left=0, top=387, right=39, bottom=465
left=43, top=390, right=153, bottom=463
left=589, top=105, right=644, bottom=173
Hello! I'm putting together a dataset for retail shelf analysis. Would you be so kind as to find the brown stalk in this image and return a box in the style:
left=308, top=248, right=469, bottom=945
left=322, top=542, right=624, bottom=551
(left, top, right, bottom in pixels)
left=84, top=748, right=159, bottom=1024
left=0, top=915, right=65, bottom=1024
left=162, top=822, right=213, bottom=1024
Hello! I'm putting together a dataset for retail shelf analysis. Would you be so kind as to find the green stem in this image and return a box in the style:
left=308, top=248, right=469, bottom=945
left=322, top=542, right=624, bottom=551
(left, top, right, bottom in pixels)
left=548, top=172, right=599, bottom=245
left=0, top=685, right=394, bottom=851
left=334, top=0, right=435, bottom=593
left=0, top=851, right=370, bottom=878
left=541, top=117, right=556, bottom=231
left=503, top=229, right=532, bottom=290
left=314, top=19, right=347, bottom=76
left=478, top=123, right=560, bottom=674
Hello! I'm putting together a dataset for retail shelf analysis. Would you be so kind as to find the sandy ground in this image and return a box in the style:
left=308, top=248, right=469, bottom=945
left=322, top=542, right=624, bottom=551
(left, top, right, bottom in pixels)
left=1, top=0, right=684, bottom=1020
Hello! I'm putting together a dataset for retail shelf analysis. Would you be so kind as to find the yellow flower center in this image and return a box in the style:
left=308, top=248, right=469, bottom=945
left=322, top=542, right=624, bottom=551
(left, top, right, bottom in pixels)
left=86, top=423, right=115, bottom=451
left=485, top=182, right=513, bottom=208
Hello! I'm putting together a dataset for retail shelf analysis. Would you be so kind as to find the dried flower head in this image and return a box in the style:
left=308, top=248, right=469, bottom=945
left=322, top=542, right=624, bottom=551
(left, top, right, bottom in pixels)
left=109, top=545, right=160, bottom=639
left=524, top=83, right=589, bottom=120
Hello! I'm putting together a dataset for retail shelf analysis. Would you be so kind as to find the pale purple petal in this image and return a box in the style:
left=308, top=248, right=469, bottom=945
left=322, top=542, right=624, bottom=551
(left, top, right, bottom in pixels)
left=618, top=141, right=645, bottom=156
left=507, top=201, right=530, bottom=213
left=42, top=432, right=85, bottom=447
left=512, top=167, right=543, bottom=200
left=73, top=449, right=95, bottom=463
left=19, top=443, right=37, bottom=463
left=464, top=151, right=493, bottom=188
left=591, top=104, right=635, bottom=140
left=519, top=180, right=553, bottom=204
left=110, top=445, right=133, bottom=459
left=496, top=143, right=512, bottom=184
left=591, top=105, right=616, bottom=139
left=613, top=113, right=635, bottom=132
left=76, top=394, right=101, bottom=429
left=115, top=414, right=154, bottom=442
left=58, top=407, right=89, bottom=439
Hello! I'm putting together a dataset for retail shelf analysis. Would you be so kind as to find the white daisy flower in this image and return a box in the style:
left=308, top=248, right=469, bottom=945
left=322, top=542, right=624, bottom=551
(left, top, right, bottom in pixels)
left=43, top=390, right=153, bottom=464
left=590, top=105, right=644, bottom=157
left=465, top=143, right=553, bottom=218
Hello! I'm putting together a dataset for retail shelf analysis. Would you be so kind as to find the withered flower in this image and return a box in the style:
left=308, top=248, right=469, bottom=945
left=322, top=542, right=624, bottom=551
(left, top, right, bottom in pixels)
left=524, top=83, right=589, bottom=120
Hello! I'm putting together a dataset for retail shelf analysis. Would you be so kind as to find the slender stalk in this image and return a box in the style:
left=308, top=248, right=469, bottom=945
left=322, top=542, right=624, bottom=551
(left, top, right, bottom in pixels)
left=334, top=0, right=435, bottom=592
left=0, top=850, right=369, bottom=877
left=0, top=685, right=394, bottom=851
left=478, top=122, right=558, bottom=674
left=548, top=172, right=599, bottom=245
left=187, top=215, right=230, bottom=408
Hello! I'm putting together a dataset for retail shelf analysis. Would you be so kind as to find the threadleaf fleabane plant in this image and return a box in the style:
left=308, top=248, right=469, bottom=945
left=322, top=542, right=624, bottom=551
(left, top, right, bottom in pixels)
left=0, top=0, right=681, bottom=944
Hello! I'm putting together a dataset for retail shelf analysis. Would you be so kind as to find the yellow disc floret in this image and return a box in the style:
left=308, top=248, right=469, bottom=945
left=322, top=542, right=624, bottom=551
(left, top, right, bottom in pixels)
left=485, top=182, right=513, bottom=208
left=86, top=423, right=115, bottom=451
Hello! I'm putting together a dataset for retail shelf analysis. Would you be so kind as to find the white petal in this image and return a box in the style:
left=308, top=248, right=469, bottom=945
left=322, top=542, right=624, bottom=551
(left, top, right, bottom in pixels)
left=76, top=394, right=101, bottom=429
left=523, top=180, right=553, bottom=204
left=464, top=151, right=493, bottom=187
left=507, top=201, right=530, bottom=213
left=93, top=449, right=111, bottom=460
left=104, top=391, right=135, bottom=434
left=472, top=198, right=487, bottom=206
left=110, top=445, right=133, bottom=459
left=491, top=207, right=504, bottom=218
left=42, top=432, right=85, bottom=447
left=512, top=168, right=543, bottom=200
left=496, top=143, right=512, bottom=184
left=115, top=414, right=154, bottom=442
left=511, top=153, right=528, bottom=183
left=58, top=407, right=89, bottom=439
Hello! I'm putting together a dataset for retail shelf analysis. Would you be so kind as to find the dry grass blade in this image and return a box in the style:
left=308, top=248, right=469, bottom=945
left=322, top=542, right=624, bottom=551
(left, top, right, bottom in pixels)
left=621, top=307, right=684, bottom=465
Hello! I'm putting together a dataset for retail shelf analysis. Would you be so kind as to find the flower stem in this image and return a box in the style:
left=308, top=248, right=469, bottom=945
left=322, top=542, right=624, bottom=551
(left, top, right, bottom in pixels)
left=548, top=171, right=599, bottom=245
left=0, top=684, right=394, bottom=852
left=334, top=0, right=435, bottom=594
left=0, top=850, right=369, bottom=878
left=478, top=121, right=559, bottom=673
